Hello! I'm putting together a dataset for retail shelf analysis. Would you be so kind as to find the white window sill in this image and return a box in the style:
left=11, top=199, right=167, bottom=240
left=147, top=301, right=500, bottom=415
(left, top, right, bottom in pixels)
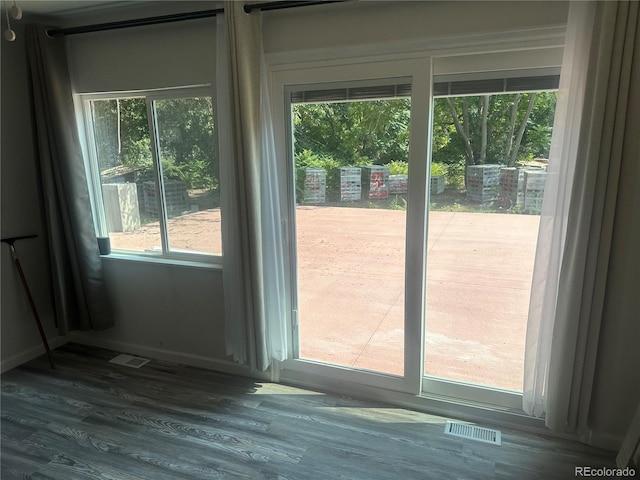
left=101, top=251, right=223, bottom=270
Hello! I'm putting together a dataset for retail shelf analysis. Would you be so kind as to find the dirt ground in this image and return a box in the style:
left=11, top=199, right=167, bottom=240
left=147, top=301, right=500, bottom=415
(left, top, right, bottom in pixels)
left=110, top=205, right=539, bottom=391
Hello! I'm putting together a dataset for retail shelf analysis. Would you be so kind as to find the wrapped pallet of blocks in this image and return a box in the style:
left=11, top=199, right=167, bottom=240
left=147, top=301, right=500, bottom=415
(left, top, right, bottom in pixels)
left=430, top=174, right=445, bottom=194
left=523, top=170, right=547, bottom=214
left=143, top=180, right=189, bottom=217
left=499, top=167, right=520, bottom=208
left=297, top=167, right=326, bottom=204
left=339, top=167, right=362, bottom=201
left=500, top=166, right=546, bottom=209
left=466, top=164, right=500, bottom=204
left=388, top=174, right=408, bottom=195
left=362, top=165, right=389, bottom=200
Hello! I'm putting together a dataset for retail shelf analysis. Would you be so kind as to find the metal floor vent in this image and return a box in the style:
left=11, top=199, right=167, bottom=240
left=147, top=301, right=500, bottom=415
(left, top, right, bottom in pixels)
left=109, top=354, right=150, bottom=369
left=444, top=421, right=502, bottom=446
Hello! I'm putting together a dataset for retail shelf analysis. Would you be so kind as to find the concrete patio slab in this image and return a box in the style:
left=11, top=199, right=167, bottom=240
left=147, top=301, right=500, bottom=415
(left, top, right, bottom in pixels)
left=296, top=207, right=539, bottom=391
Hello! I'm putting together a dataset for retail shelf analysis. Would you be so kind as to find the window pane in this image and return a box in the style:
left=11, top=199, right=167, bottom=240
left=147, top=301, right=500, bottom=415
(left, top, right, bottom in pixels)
left=154, top=97, right=220, bottom=255
left=425, top=92, right=557, bottom=391
left=292, top=97, right=410, bottom=376
left=91, top=98, right=162, bottom=253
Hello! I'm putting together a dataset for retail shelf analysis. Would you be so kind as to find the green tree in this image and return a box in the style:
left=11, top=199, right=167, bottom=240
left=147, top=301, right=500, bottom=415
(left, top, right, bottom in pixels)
left=293, top=98, right=411, bottom=167
left=432, top=92, right=557, bottom=186
left=91, top=96, right=217, bottom=191
left=155, top=97, right=217, bottom=190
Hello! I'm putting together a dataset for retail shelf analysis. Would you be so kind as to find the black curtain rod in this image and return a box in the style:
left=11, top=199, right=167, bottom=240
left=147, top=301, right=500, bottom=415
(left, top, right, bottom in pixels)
left=244, top=0, right=350, bottom=14
left=48, top=8, right=224, bottom=37
left=48, top=1, right=351, bottom=37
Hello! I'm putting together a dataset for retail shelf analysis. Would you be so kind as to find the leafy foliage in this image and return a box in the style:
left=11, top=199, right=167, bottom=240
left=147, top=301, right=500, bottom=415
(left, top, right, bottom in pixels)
left=91, top=96, right=217, bottom=191
left=293, top=99, right=411, bottom=167
left=155, top=97, right=217, bottom=189
left=386, top=160, right=409, bottom=176
left=430, top=162, right=447, bottom=177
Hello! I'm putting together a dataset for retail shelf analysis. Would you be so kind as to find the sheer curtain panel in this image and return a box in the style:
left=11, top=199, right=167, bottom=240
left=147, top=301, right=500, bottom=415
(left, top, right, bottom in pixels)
left=524, top=1, right=640, bottom=439
left=217, top=15, right=249, bottom=365
left=222, top=2, right=288, bottom=370
left=25, top=25, right=113, bottom=333
left=523, top=1, right=597, bottom=419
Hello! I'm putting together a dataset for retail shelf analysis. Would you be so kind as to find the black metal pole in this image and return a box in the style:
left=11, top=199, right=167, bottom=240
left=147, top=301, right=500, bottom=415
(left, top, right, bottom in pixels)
left=244, top=0, right=351, bottom=14
left=2, top=235, right=55, bottom=369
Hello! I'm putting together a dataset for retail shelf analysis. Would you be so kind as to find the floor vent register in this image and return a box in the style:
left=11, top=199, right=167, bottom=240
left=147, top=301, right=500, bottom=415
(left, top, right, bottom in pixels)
left=109, top=353, right=151, bottom=369
left=444, top=421, right=502, bottom=446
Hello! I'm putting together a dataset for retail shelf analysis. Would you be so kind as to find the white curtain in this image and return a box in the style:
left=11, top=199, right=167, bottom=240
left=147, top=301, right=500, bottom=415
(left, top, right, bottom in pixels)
left=219, top=2, right=288, bottom=370
left=523, top=1, right=597, bottom=418
left=217, top=15, right=248, bottom=365
left=259, top=54, right=290, bottom=365
left=524, top=0, right=639, bottom=436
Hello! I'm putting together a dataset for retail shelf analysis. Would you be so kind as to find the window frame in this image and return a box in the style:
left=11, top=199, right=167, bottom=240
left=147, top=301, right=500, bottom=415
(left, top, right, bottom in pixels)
left=78, top=85, right=222, bottom=264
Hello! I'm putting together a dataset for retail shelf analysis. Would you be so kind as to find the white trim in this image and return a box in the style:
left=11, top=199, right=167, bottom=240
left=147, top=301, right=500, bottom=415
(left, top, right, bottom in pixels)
left=102, top=252, right=223, bottom=270
left=278, top=367, right=586, bottom=442
left=68, top=333, right=269, bottom=381
left=0, top=336, right=69, bottom=373
left=266, top=26, right=566, bottom=67
left=76, top=85, right=212, bottom=101
left=422, top=377, right=523, bottom=411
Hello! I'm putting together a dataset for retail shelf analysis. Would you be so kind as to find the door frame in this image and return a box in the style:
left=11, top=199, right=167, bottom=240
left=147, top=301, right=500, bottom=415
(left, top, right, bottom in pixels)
left=270, top=56, right=433, bottom=395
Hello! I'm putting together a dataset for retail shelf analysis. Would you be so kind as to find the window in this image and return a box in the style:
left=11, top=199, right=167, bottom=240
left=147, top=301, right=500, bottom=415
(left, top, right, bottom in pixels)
left=80, top=88, right=221, bottom=260
left=273, top=58, right=560, bottom=408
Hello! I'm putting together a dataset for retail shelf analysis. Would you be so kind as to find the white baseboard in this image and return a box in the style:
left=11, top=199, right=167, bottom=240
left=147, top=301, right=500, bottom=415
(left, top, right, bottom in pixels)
left=67, top=333, right=269, bottom=381
left=0, top=336, right=68, bottom=373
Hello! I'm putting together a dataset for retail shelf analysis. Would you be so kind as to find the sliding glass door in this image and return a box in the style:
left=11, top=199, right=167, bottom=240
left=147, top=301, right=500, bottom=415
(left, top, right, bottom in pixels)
left=273, top=57, right=557, bottom=409
left=273, top=59, right=431, bottom=393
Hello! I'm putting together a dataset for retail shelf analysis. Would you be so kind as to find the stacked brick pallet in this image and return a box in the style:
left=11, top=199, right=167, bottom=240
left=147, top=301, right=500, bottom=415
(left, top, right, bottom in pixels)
left=430, top=175, right=445, bottom=195
left=362, top=166, right=389, bottom=200
left=499, top=166, right=547, bottom=211
left=388, top=174, right=408, bottom=195
left=299, top=168, right=326, bottom=204
left=499, top=167, right=521, bottom=208
left=522, top=170, right=547, bottom=214
left=339, top=167, right=362, bottom=201
left=466, top=164, right=501, bottom=203
left=143, top=180, right=189, bottom=217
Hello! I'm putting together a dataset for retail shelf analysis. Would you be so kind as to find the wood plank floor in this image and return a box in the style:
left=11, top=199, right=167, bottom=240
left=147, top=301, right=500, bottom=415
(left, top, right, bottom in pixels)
left=1, top=343, right=618, bottom=479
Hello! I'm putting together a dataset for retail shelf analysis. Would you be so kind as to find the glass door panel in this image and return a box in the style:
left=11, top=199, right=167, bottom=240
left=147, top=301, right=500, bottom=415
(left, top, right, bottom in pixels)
left=424, top=91, right=557, bottom=393
left=292, top=96, right=410, bottom=377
